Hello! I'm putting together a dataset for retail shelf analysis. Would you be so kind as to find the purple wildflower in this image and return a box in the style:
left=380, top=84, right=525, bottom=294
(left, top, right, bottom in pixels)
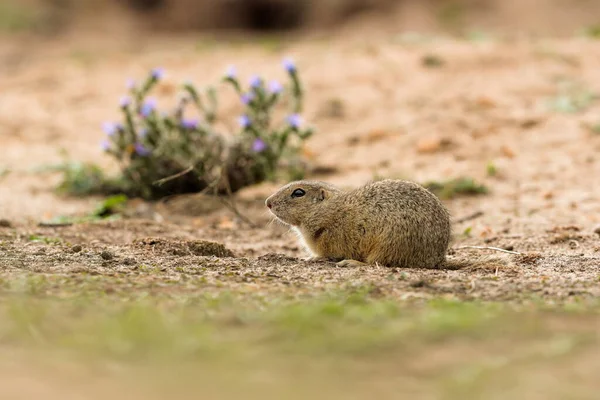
left=102, top=122, right=118, bottom=136
left=249, top=75, right=262, bottom=89
left=151, top=67, right=165, bottom=80
left=134, top=143, right=151, bottom=157
left=100, top=140, right=111, bottom=152
left=238, top=115, right=251, bottom=129
left=268, top=80, right=283, bottom=94
left=181, top=118, right=199, bottom=130
left=140, top=98, right=157, bottom=118
left=287, top=114, right=302, bottom=129
left=252, top=138, right=267, bottom=153
left=225, top=65, right=237, bottom=79
left=282, top=57, right=296, bottom=73
left=241, top=92, right=254, bottom=105
left=120, top=96, right=131, bottom=108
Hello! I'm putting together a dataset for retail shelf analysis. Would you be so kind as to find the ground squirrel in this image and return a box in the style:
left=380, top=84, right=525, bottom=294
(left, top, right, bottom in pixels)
left=266, top=179, right=451, bottom=268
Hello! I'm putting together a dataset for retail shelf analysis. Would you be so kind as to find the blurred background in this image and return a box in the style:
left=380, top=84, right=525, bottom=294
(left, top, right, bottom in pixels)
left=2, top=0, right=600, bottom=37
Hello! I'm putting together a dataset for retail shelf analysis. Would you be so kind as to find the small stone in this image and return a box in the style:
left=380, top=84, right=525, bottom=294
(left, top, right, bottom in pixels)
left=542, top=191, right=554, bottom=200
left=416, top=137, right=452, bottom=154
left=321, top=98, right=345, bottom=118
left=421, top=54, right=445, bottom=68
left=71, top=245, right=83, bottom=253
left=409, top=279, right=429, bottom=288
left=501, top=145, right=516, bottom=158
left=594, top=226, right=600, bottom=236
left=365, top=129, right=391, bottom=144
left=475, top=96, right=497, bottom=109
left=520, top=118, right=540, bottom=129
left=416, top=137, right=442, bottom=153
left=122, top=257, right=136, bottom=266
left=0, top=219, right=12, bottom=228
left=100, top=250, right=114, bottom=260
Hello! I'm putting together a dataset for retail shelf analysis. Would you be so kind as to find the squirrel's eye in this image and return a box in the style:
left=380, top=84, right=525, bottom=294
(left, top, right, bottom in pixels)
left=291, top=188, right=306, bottom=198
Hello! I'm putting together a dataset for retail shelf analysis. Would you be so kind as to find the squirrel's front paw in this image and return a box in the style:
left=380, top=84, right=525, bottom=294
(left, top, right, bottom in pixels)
left=336, top=259, right=367, bottom=268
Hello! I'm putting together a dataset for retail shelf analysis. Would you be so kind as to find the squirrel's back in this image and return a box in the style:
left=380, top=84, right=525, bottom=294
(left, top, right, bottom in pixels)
left=339, top=179, right=451, bottom=268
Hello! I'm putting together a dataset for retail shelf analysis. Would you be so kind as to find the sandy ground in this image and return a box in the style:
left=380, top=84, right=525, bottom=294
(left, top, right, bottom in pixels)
left=1, top=25, right=600, bottom=302
left=0, top=12, right=600, bottom=398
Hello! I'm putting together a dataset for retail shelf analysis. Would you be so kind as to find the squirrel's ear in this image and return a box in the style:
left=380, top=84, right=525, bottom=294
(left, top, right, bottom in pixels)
left=319, top=189, right=328, bottom=201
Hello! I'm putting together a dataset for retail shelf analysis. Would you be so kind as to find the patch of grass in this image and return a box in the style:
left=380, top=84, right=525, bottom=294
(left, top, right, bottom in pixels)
left=422, top=54, right=445, bottom=68
left=462, top=226, right=473, bottom=237
left=0, top=282, right=508, bottom=359
left=441, top=332, right=595, bottom=399
left=582, top=24, right=600, bottom=39
left=35, top=159, right=138, bottom=199
left=392, top=31, right=435, bottom=45
left=437, top=2, right=466, bottom=32
left=0, top=273, right=599, bottom=399
left=486, top=161, right=497, bottom=177
left=92, top=194, right=128, bottom=218
left=0, top=1, right=37, bottom=33
left=37, top=195, right=127, bottom=227
left=258, top=35, right=285, bottom=53
left=547, top=82, right=597, bottom=113
left=194, top=36, right=219, bottom=52
left=464, top=30, right=494, bottom=42
left=582, top=122, right=600, bottom=135
left=0, top=167, right=10, bottom=181
left=1, top=274, right=594, bottom=361
left=69, top=49, right=97, bottom=66
left=27, top=235, right=62, bottom=245
left=48, top=161, right=121, bottom=196
left=424, top=177, right=489, bottom=199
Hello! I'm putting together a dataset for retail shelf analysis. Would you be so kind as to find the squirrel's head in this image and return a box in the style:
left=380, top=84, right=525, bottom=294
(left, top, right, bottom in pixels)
left=265, top=180, right=341, bottom=227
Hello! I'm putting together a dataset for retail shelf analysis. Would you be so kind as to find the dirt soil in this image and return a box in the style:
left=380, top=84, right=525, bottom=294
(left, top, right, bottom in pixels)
left=1, top=17, right=600, bottom=304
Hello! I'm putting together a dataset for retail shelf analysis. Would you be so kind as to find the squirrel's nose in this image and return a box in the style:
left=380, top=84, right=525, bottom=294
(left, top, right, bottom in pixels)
left=266, top=199, right=272, bottom=209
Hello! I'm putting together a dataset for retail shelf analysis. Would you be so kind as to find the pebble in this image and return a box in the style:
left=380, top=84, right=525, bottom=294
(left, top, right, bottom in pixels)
left=0, top=219, right=12, bottom=228
left=71, top=245, right=83, bottom=253
left=416, top=137, right=443, bottom=153
left=594, top=226, right=600, bottom=236
left=100, top=250, right=114, bottom=260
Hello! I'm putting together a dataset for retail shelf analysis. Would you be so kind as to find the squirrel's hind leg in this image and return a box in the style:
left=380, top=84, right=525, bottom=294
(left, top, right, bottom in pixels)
left=336, top=259, right=368, bottom=268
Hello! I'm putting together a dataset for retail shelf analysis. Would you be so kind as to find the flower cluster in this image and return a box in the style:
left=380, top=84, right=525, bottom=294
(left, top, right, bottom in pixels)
left=101, top=66, right=220, bottom=157
left=96, top=58, right=312, bottom=199
left=223, top=58, right=312, bottom=178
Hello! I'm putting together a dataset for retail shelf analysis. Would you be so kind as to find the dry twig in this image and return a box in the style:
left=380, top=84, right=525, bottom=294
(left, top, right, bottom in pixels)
left=457, top=245, right=521, bottom=255
left=455, top=211, right=484, bottom=224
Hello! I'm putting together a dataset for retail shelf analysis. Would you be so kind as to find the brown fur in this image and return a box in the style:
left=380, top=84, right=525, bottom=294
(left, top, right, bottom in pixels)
left=265, top=179, right=452, bottom=268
